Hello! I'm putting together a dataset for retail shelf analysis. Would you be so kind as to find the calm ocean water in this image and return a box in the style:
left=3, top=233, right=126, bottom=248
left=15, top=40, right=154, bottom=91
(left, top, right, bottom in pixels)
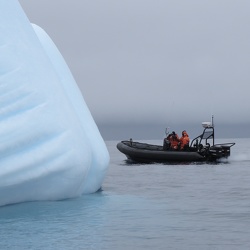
left=1, top=138, right=250, bottom=250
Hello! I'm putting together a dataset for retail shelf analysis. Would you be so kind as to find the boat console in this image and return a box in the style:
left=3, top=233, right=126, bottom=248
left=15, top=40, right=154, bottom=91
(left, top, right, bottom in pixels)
left=190, top=122, right=235, bottom=160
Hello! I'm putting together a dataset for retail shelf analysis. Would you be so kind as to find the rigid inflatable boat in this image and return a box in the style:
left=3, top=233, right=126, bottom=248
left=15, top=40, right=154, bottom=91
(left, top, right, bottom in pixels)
left=117, top=120, right=235, bottom=163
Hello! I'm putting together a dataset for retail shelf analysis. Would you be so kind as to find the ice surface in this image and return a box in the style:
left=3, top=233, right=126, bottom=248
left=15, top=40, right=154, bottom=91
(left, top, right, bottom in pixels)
left=0, top=0, right=109, bottom=206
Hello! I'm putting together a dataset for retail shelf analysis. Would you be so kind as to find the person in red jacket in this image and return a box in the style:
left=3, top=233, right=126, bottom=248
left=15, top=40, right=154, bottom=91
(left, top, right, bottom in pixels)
left=167, top=131, right=180, bottom=150
left=179, top=130, right=190, bottom=150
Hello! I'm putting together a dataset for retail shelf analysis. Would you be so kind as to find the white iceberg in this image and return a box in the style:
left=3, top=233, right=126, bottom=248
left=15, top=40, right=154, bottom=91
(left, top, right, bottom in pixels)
left=0, top=0, right=109, bottom=206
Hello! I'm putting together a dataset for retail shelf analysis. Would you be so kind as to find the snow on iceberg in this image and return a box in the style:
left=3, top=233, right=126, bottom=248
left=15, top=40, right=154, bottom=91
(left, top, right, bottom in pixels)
left=0, top=0, right=109, bottom=206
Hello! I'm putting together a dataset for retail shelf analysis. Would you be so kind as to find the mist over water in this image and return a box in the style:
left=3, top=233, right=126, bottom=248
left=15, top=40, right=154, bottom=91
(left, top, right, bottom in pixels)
left=98, top=122, right=250, bottom=141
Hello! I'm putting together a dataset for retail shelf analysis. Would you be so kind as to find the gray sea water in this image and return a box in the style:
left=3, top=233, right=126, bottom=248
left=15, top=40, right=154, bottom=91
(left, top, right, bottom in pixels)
left=1, top=138, right=250, bottom=250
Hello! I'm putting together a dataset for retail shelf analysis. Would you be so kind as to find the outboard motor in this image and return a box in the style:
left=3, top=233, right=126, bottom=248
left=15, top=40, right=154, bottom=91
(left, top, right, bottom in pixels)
left=208, top=145, right=223, bottom=159
left=163, top=138, right=171, bottom=150
left=221, top=145, right=232, bottom=158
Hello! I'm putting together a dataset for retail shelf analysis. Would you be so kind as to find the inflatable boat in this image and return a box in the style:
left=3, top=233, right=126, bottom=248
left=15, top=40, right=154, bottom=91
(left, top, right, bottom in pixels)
left=117, top=120, right=235, bottom=163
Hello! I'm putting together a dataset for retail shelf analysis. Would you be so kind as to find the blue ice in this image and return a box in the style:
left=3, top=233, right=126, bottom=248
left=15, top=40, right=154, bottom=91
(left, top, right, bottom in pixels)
left=0, top=0, right=109, bottom=206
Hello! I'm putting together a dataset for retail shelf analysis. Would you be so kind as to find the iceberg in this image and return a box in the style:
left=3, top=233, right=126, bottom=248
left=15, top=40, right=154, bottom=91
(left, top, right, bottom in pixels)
left=0, top=0, right=109, bottom=206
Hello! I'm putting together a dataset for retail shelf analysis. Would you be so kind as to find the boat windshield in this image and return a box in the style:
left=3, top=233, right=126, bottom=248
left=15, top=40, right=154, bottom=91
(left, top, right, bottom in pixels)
left=190, top=127, right=215, bottom=147
left=202, top=130, right=213, bottom=140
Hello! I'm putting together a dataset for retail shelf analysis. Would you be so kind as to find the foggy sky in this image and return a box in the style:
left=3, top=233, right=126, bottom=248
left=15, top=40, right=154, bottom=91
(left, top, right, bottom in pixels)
left=18, top=0, right=250, bottom=139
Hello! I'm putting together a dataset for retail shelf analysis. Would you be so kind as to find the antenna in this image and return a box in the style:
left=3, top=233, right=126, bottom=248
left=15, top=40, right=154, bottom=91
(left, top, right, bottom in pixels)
left=211, top=115, right=214, bottom=127
left=165, top=127, right=170, bottom=136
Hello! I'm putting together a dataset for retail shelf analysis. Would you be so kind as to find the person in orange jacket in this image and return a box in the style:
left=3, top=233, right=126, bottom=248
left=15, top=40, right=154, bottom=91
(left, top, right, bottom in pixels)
left=167, top=131, right=180, bottom=150
left=179, top=130, right=190, bottom=150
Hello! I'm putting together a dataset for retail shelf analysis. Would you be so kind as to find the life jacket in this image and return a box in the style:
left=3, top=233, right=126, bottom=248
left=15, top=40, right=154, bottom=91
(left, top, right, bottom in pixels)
left=167, top=133, right=180, bottom=150
left=180, top=131, right=190, bottom=149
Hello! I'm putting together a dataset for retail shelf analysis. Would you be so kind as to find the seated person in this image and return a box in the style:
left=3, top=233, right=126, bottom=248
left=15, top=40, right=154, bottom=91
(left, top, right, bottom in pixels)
left=179, top=130, right=190, bottom=150
left=164, top=131, right=180, bottom=150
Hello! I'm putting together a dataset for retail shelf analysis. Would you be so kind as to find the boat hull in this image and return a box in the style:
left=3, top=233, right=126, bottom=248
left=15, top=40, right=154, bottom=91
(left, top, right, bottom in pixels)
left=117, top=141, right=205, bottom=163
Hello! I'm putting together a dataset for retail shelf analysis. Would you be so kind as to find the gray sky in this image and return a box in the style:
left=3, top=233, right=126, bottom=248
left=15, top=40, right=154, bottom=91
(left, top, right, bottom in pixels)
left=18, top=0, right=250, bottom=139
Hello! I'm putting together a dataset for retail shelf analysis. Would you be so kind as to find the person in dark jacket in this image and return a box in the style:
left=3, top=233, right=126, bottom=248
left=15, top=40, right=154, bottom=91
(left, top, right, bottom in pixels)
left=165, top=131, right=180, bottom=150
